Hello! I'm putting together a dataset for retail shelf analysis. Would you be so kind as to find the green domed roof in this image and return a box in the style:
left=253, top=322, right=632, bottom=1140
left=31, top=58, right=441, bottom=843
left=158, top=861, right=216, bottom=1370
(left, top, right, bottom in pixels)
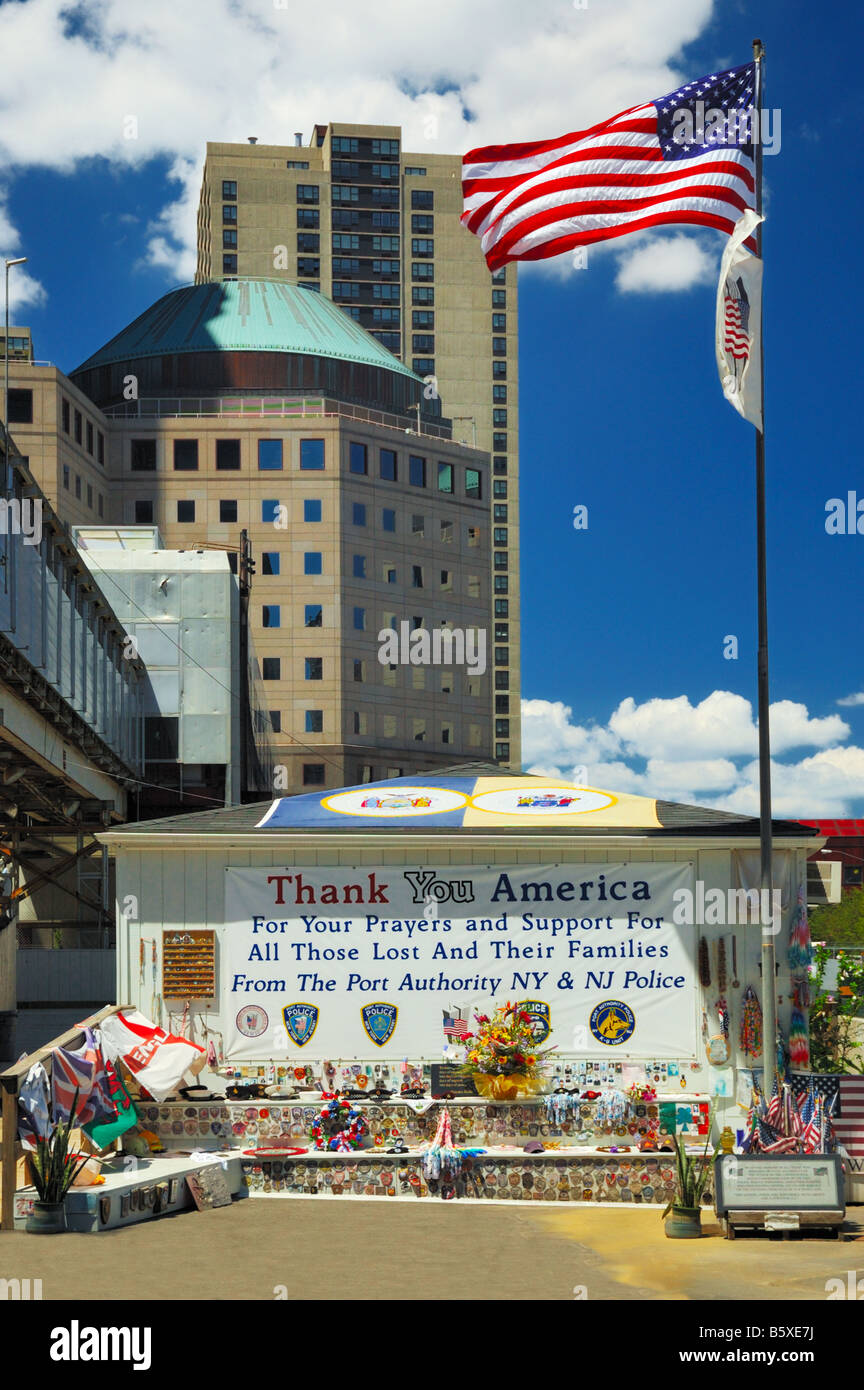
left=74, top=278, right=420, bottom=380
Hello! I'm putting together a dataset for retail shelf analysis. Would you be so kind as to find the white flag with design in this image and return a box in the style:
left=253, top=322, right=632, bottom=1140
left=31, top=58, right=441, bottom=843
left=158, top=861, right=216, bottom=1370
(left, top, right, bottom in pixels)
left=715, top=208, right=764, bottom=432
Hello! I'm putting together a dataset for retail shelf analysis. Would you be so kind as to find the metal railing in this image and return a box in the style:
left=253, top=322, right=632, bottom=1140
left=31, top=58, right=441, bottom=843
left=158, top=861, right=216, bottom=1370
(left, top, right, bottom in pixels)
left=101, top=394, right=458, bottom=442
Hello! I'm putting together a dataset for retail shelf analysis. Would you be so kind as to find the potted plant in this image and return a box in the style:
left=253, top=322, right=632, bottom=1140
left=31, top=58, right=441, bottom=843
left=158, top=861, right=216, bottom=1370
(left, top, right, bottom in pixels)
left=25, top=1089, right=91, bottom=1234
left=661, top=1131, right=717, bottom=1239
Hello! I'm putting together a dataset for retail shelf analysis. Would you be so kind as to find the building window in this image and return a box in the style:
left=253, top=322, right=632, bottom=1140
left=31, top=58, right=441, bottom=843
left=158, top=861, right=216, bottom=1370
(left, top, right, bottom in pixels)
left=493, top=361, right=507, bottom=379
left=262, top=657, right=281, bottom=680
left=412, top=358, right=434, bottom=375
left=379, top=448, right=397, bottom=481
left=134, top=499, right=153, bottom=523
left=412, top=263, right=434, bottom=281
left=440, top=519, right=453, bottom=544
left=62, top=398, right=70, bottom=433
left=304, top=552, right=322, bottom=575
left=412, top=310, right=434, bottom=330
left=492, top=337, right=507, bottom=356
left=412, top=565, right=423, bottom=589
left=300, top=438, right=325, bottom=470
left=465, top=468, right=482, bottom=500
left=353, top=554, right=366, bottom=579
left=411, top=513, right=425, bottom=538
left=493, top=386, right=507, bottom=405
left=332, top=135, right=359, bottom=153
left=495, top=743, right=510, bottom=761
left=297, top=233, right=320, bottom=252
left=173, top=439, right=199, bottom=471
left=304, top=499, right=322, bottom=522
left=258, top=551, right=279, bottom=576
left=412, top=334, right=434, bottom=353
left=305, top=604, right=322, bottom=627
left=349, top=441, right=368, bottom=475
left=305, top=710, right=323, bottom=733
left=411, top=189, right=433, bottom=209
left=297, top=184, right=319, bottom=203
left=411, top=238, right=434, bottom=257
left=493, top=456, right=508, bottom=475
left=413, top=719, right=427, bottom=741
left=263, top=605, right=281, bottom=627
left=494, top=575, right=509, bottom=593
left=303, top=764, right=326, bottom=786
left=494, top=671, right=508, bottom=691
left=223, top=255, right=238, bottom=274
left=495, top=599, right=509, bottom=617
left=97, top=432, right=105, bottom=465
left=131, top=439, right=156, bottom=471
left=494, top=527, right=508, bottom=545
left=467, top=574, right=481, bottom=598
left=223, top=204, right=237, bottom=223
left=85, top=421, right=94, bottom=454
left=353, top=659, right=366, bottom=683
left=492, top=267, right=507, bottom=283
left=74, top=409, right=82, bottom=443
left=222, top=180, right=237, bottom=199
left=297, top=207, right=320, bottom=227
left=352, top=502, right=366, bottom=526
left=384, top=565, right=397, bottom=584
left=220, top=499, right=238, bottom=522
left=494, top=552, right=507, bottom=571
left=298, top=257, right=320, bottom=277
left=305, top=658, right=323, bottom=680
left=223, top=228, right=238, bottom=249
left=382, top=507, right=395, bottom=532
left=440, top=569, right=452, bottom=592
left=86, top=483, right=93, bottom=509
left=270, top=711, right=282, bottom=733
left=353, top=711, right=369, bottom=735
left=262, top=498, right=281, bottom=524
left=467, top=525, right=480, bottom=547
left=409, top=454, right=426, bottom=488
left=6, top=388, right=32, bottom=424
left=98, top=494, right=104, bottom=517
left=495, top=622, right=509, bottom=641
left=258, top=439, right=283, bottom=470
left=62, top=465, right=70, bottom=489
left=437, top=461, right=454, bottom=494
left=493, top=479, right=507, bottom=498
left=216, top=438, right=240, bottom=470
left=493, top=433, right=507, bottom=451
left=411, top=215, right=433, bottom=234
left=492, top=289, right=506, bottom=306
left=353, top=606, right=366, bottom=630
left=493, top=409, right=507, bottom=427
left=177, top=500, right=195, bottom=522
left=74, top=474, right=81, bottom=499
left=412, top=286, right=434, bottom=305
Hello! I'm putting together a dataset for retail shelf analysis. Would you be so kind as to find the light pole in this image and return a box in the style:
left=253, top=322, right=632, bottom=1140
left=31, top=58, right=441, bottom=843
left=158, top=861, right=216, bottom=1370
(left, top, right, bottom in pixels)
left=4, top=257, right=27, bottom=428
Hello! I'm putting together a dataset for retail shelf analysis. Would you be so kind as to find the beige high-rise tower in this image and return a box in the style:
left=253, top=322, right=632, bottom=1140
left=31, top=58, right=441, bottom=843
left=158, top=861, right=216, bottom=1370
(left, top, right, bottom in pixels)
left=195, top=123, right=520, bottom=769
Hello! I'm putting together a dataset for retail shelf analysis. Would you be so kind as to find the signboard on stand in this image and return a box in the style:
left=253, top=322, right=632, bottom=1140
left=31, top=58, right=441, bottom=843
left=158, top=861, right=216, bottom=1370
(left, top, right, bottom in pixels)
left=222, top=862, right=697, bottom=1060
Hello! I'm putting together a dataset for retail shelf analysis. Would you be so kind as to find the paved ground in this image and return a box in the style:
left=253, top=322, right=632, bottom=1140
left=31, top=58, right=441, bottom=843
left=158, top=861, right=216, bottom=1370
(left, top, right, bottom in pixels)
left=2, top=1200, right=862, bottom=1300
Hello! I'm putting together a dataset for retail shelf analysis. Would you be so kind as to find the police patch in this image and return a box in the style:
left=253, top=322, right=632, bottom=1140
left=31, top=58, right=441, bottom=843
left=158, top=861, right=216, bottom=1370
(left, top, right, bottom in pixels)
left=361, top=1002, right=398, bottom=1047
left=589, top=1000, right=636, bottom=1046
left=517, top=999, right=551, bottom=1044
left=282, top=1002, right=319, bottom=1047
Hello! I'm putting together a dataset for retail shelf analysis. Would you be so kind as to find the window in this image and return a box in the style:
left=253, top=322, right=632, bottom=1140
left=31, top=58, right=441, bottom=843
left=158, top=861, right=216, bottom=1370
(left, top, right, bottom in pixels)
left=412, top=358, right=434, bottom=376
left=74, top=474, right=81, bottom=498
left=222, top=180, right=237, bottom=199
left=494, top=575, right=509, bottom=593
left=223, top=254, right=238, bottom=274
left=495, top=598, right=509, bottom=617
left=384, top=565, right=397, bottom=584
left=493, top=361, right=507, bottom=379
left=332, top=135, right=359, bottom=154
left=411, top=214, right=433, bottom=234
left=492, top=337, right=507, bottom=356
left=298, top=257, right=320, bottom=277
left=411, top=189, right=433, bottom=209
left=352, top=554, right=366, bottom=579
left=63, top=465, right=70, bottom=489
left=223, top=204, right=237, bottom=223
left=84, top=421, right=93, bottom=454
left=297, top=233, right=320, bottom=252
left=412, top=286, right=434, bottom=305
left=411, top=238, right=434, bottom=257
left=216, top=438, right=240, bottom=470
left=262, top=498, right=281, bottom=524
left=303, top=764, right=325, bottom=786
left=297, top=184, right=319, bottom=203
left=412, top=718, right=427, bottom=742
left=98, top=494, right=104, bottom=517
left=492, top=267, right=507, bottom=282
left=62, top=398, right=70, bottom=433
left=467, top=574, right=481, bottom=598
left=440, top=519, right=453, bottom=544
left=496, top=696, right=510, bottom=715
left=465, top=468, right=482, bottom=500
left=413, top=334, right=434, bottom=352
left=145, top=716, right=180, bottom=761
left=437, top=461, right=454, bottom=494
left=467, top=525, right=480, bottom=547
left=286, top=159, right=309, bottom=170
left=97, top=432, right=105, bottom=465
left=493, top=479, right=508, bottom=498
left=353, top=606, right=366, bottom=630
left=262, top=657, right=281, bottom=680
left=177, top=499, right=195, bottom=522
left=134, top=499, right=154, bottom=523
left=493, top=456, right=508, bottom=475
left=262, top=551, right=280, bottom=575
left=412, top=309, right=434, bottom=329
left=305, top=658, right=323, bottom=680
left=332, top=184, right=359, bottom=203
left=381, top=507, right=395, bottom=532
left=305, top=710, right=323, bottom=732
left=494, top=551, right=508, bottom=570
left=305, top=605, right=322, bottom=627
left=412, top=565, right=423, bottom=589
left=372, top=283, right=400, bottom=302
left=372, top=138, right=399, bottom=156
left=409, top=454, right=426, bottom=488
left=300, top=438, right=325, bottom=470
left=333, top=233, right=359, bottom=250
left=494, top=504, right=508, bottom=523
left=373, top=331, right=400, bottom=351
left=131, top=439, right=156, bottom=471
left=220, top=499, right=238, bottom=522
left=270, top=711, right=282, bottom=734
left=493, top=432, right=507, bottom=451
left=74, top=409, right=82, bottom=444
left=352, top=502, right=366, bottom=526
left=304, top=499, right=322, bottom=522
left=297, top=207, right=319, bottom=227
left=87, top=483, right=93, bottom=509
left=6, top=389, right=32, bottom=424
left=263, top=605, right=281, bottom=627
left=494, top=527, right=508, bottom=545
left=174, top=439, right=198, bottom=471
left=441, top=723, right=453, bottom=745
left=494, top=671, right=508, bottom=691
left=411, top=513, right=425, bottom=538
left=379, top=448, right=397, bottom=481
left=304, top=552, right=322, bottom=575
left=349, top=441, right=368, bottom=475
left=353, top=659, right=366, bottom=683
left=412, top=263, right=434, bottom=281
left=404, top=166, right=426, bottom=176
left=492, top=288, right=506, bottom=307
left=258, top=439, right=283, bottom=470
left=372, top=234, right=399, bottom=253
left=223, top=228, right=238, bottom=248
left=440, top=569, right=452, bottom=592
left=493, top=385, right=507, bottom=403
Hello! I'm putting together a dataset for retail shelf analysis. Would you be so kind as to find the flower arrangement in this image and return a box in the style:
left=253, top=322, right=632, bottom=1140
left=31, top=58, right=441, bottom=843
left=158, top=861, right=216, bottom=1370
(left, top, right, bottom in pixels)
left=626, top=1082, right=657, bottom=1104
left=461, top=1001, right=555, bottom=1099
left=309, top=1093, right=367, bottom=1152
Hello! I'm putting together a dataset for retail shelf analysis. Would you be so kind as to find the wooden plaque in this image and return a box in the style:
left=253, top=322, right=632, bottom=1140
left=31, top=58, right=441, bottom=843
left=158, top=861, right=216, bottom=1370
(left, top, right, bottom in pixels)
left=162, top=928, right=216, bottom=998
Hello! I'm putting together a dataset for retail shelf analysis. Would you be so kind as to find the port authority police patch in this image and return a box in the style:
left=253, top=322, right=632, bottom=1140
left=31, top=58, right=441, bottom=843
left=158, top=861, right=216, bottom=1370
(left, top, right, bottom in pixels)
left=361, top=1002, right=398, bottom=1047
left=589, top=1000, right=636, bottom=1046
left=281, top=1002, right=319, bottom=1047
left=517, top=1000, right=551, bottom=1044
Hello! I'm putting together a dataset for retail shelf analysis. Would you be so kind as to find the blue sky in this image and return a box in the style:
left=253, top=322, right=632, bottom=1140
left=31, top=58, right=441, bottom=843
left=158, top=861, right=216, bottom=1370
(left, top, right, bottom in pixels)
left=1, top=0, right=861, bottom=815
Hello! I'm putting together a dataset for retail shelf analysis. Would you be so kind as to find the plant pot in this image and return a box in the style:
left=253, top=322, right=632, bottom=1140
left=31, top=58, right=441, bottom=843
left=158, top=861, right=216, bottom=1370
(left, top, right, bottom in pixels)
left=25, top=1200, right=67, bottom=1235
left=664, top=1204, right=702, bottom=1239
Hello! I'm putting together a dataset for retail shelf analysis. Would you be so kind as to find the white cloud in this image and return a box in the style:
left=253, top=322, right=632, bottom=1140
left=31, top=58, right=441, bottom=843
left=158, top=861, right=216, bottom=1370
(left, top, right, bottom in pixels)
left=614, top=233, right=717, bottom=294
left=522, top=694, right=863, bottom=816
left=0, top=195, right=47, bottom=313
left=837, top=691, right=864, bottom=707
left=0, top=0, right=718, bottom=282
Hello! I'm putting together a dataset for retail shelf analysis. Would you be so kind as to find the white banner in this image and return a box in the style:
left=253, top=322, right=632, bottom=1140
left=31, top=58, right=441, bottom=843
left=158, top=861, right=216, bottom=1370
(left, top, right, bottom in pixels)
left=223, top=862, right=698, bottom=1061
left=715, top=208, right=764, bottom=432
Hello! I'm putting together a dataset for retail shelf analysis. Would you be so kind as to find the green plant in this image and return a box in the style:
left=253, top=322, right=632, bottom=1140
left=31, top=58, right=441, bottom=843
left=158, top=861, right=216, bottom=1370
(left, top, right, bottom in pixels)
left=810, top=943, right=864, bottom=1074
left=661, top=1131, right=717, bottom=1217
left=30, top=1089, right=91, bottom=1203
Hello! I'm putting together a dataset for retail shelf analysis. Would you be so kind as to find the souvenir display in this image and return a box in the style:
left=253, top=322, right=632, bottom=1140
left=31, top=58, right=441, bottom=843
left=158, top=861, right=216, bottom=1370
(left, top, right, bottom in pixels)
left=739, top=985, right=763, bottom=1058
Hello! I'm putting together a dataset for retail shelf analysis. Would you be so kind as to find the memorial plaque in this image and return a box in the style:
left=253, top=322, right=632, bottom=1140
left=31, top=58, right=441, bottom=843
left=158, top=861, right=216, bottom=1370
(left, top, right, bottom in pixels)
left=714, top=1153, right=845, bottom=1215
left=430, top=1064, right=479, bottom=1098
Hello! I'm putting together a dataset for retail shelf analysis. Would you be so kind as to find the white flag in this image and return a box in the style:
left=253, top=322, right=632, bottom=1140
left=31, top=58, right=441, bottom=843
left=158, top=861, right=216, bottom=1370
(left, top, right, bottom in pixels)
left=715, top=208, right=764, bottom=432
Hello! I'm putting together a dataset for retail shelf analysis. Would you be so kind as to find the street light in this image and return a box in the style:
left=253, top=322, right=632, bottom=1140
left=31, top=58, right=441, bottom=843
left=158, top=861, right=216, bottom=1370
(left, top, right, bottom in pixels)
left=4, top=257, right=27, bottom=429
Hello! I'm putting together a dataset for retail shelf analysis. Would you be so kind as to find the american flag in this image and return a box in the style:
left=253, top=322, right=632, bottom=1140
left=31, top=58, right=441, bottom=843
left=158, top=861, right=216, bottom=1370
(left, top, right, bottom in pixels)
left=462, top=63, right=757, bottom=269
left=443, top=1008, right=471, bottom=1039
left=724, top=275, right=751, bottom=373
left=765, top=1078, right=781, bottom=1127
left=757, top=1119, right=799, bottom=1154
left=833, top=1075, right=864, bottom=1162
left=799, top=1087, right=821, bottom=1154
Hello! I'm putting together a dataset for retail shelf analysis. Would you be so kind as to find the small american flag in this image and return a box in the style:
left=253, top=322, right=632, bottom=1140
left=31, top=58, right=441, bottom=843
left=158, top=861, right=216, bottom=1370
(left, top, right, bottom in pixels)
left=799, top=1087, right=821, bottom=1154
left=443, top=1008, right=471, bottom=1039
left=462, top=62, right=757, bottom=269
left=833, top=1075, right=864, bottom=1161
left=765, top=1078, right=781, bottom=1127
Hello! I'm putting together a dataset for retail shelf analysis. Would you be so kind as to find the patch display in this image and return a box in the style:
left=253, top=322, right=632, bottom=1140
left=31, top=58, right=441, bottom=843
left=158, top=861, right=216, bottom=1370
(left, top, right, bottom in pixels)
left=281, top=1003, right=319, bottom=1047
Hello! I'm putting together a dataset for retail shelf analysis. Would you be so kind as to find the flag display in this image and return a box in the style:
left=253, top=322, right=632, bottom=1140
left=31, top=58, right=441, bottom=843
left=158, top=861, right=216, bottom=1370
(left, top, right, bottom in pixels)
left=715, top=208, right=764, bottom=430
left=462, top=63, right=757, bottom=269
left=442, top=1008, right=471, bottom=1039
left=833, top=1075, right=864, bottom=1159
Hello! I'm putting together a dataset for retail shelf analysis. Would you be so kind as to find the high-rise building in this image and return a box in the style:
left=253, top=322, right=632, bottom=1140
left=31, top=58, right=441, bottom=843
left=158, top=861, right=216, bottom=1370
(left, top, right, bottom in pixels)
left=195, top=123, right=520, bottom=768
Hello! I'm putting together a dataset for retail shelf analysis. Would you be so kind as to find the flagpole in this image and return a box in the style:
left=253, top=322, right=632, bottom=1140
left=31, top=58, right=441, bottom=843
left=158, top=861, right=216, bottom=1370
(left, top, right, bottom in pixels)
left=752, top=37, right=777, bottom=1100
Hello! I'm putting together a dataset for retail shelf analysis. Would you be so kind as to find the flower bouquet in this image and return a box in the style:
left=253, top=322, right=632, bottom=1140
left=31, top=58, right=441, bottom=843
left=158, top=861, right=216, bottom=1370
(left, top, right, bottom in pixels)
left=462, top=1001, right=555, bottom=1101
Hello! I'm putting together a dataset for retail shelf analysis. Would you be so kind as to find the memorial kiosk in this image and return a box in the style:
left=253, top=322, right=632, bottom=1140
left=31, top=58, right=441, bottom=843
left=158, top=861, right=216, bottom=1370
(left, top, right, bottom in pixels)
left=98, top=767, right=821, bottom=1206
